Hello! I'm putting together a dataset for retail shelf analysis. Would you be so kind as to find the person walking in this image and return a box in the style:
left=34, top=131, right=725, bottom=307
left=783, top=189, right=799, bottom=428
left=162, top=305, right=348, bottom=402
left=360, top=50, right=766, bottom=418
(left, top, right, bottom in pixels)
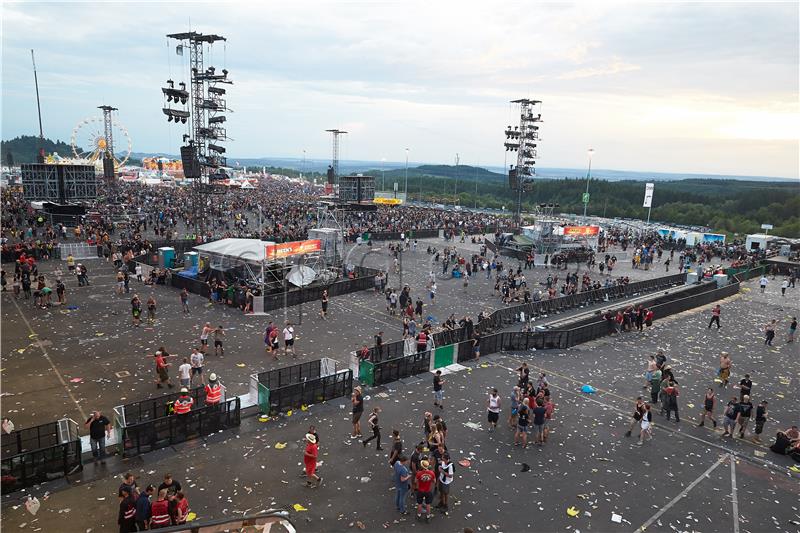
left=625, top=397, right=646, bottom=437
left=179, top=288, right=190, bottom=314
left=718, top=352, right=732, bottom=387
left=637, top=404, right=653, bottom=445
left=708, top=305, right=721, bottom=329
left=388, top=429, right=403, bottom=466
left=190, top=348, right=205, bottom=387
left=199, top=323, right=213, bottom=353
left=753, top=400, right=768, bottom=443
left=697, top=388, right=717, bottom=428
left=320, top=289, right=329, bottom=319
left=213, top=325, right=225, bottom=356
left=649, top=367, right=662, bottom=404
left=304, top=433, right=322, bottom=488
left=487, top=388, right=501, bottom=432
left=154, top=350, right=174, bottom=389
left=362, top=407, right=383, bottom=450
left=763, top=319, right=776, bottom=346
left=351, top=386, right=364, bottom=438
left=178, top=357, right=192, bottom=388
left=788, top=317, right=797, bottom=343
left=283, top=322, right=296, bottom=357
left=759, top=275, right=768, bottom=293
left=146, top=296, right=157, bottom=324
left=433, top=370, right=444, bottom=409
left=739, top=374, right=752, bottom=402
left=131, top=295, right=143, bottom=327
left=721, top=396, right=739, bottom=437
left=393, top=455, right=411, bottom=515
left=735, top=395, right=753, bottom=439
left=508, top=386, right=521, bottom=429
left=644, top=355, right=657, bottom=389
left=84, top=410, right=111, bottom=462
left=781, top=278, right=789, bottom=296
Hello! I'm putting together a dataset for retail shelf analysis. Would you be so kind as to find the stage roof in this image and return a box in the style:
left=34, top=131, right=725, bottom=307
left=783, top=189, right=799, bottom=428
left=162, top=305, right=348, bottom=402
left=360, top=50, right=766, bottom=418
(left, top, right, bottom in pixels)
left=194, top=238, right=275, bottom=263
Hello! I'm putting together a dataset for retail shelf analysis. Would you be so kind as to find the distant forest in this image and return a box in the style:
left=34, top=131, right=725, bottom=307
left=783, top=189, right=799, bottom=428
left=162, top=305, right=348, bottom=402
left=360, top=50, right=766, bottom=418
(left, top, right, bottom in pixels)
left=3, top=136, right=798, bottom=237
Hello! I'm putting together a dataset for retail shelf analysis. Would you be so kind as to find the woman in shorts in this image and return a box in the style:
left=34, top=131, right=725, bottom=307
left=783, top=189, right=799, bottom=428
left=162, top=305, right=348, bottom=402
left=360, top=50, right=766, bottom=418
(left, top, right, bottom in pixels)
left=637, top=404, right=652, bottom=445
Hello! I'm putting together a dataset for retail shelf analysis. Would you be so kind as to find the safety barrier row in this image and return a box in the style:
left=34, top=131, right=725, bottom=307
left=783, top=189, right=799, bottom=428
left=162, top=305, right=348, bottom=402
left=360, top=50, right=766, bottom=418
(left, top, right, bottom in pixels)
left=262, top=266, right=379, bottom=311
left=362, top=272, right=687, bottom=362
left=116, top=386, right=209, bottom=428
left=1, top=419, right=82, bottom=491
left=258, top=370, right=353, bottom=415
left=365, top=350, right=431, bottom=387
left=120, top=398, right=241, bottom=458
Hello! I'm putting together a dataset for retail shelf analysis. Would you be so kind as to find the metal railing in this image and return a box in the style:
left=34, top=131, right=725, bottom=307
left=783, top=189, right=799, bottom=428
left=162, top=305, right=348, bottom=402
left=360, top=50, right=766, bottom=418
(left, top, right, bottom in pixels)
left=362, top=273, right=687, bottom=361
left=371, top=351, right=431, bottom=386
left=262, top=370, right=353, bottom=415
left=1, top=420, right=82, bottom=491
left=120, top=397, right=241, bottom=458
left=117, top=387, right=208, bottom=427
left=256, top=360, right=322, bottom=390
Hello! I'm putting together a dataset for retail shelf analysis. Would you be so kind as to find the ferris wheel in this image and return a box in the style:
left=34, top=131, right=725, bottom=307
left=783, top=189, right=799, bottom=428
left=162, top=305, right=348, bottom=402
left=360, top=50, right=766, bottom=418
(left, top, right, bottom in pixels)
left=70, top=108, right=133, bottom=167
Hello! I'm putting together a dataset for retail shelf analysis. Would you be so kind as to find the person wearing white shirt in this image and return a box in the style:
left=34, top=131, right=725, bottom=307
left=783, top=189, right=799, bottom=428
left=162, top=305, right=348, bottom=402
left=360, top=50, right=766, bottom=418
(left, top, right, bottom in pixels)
left=178, top=357, right=192, bottom=388
left=190, top=348, right=205, bottom=386
left=283, top=322, right=295, bottom=357
left=759, top=276, right=768, bottom=293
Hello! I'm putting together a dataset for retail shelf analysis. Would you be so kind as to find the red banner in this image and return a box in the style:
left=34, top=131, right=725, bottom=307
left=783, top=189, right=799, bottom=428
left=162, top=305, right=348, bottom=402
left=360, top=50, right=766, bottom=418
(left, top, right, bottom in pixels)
left=563, top=225, right=600, bottom=236
left=266, top=239, right=322, bottom=259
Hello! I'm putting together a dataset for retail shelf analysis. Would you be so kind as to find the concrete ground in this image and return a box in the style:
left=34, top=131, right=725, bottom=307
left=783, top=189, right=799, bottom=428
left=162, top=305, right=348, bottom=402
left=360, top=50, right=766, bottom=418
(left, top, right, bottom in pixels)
left=0, top=253, right=797, bottom=532
left=1, top=238, right=678, bottom=427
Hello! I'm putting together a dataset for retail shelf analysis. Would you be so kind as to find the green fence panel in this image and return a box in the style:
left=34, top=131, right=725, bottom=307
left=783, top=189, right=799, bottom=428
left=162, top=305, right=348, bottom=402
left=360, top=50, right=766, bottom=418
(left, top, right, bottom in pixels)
left=434, top=344, right=455, bottom=369
left=359, top=360, right=375, bottom=387
left=258, top=383, right=270, bottom=415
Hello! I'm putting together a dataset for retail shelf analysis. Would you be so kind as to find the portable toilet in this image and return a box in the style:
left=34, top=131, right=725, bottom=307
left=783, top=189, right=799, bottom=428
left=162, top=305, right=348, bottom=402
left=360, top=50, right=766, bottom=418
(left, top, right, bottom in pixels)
left=158, top=247, right=175, bottom=269
left=183, top=251, right=199, bottom=270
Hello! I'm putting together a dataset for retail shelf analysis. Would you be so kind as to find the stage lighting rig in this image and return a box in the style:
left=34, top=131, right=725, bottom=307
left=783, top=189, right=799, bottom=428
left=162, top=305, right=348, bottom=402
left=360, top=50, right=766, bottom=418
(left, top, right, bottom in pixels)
left=504, top=98, right=543, bottom=225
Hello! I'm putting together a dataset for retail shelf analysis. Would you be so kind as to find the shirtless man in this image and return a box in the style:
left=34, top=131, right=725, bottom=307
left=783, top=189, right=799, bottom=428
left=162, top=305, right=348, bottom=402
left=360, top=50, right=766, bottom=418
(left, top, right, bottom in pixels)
left=718, top=352, right=732, bottom=387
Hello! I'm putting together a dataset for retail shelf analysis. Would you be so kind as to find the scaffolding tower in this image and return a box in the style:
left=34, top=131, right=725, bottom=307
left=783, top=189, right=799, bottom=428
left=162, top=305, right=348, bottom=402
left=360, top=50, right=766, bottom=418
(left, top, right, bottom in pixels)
left=504, top=98, right=543, bottom=225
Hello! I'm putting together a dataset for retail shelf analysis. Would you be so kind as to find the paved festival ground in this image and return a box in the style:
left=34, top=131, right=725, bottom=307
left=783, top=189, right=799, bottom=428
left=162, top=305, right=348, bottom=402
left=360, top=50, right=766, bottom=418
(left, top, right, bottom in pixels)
left=1, top=238, right=669, bottom=426
left=2, top=238, right=798, bottom=532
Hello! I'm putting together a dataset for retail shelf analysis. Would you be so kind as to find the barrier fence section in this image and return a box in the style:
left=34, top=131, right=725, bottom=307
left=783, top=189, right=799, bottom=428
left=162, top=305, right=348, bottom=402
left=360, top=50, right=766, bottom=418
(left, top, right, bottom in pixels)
left=363, top=273, right=687, bottom=362
left=262, top=267, right=378, bottom=311
left=58, top=242, right=99, bottom=260
left=120, top=398, right=241, bottom=457
left=1, top=419, right=82, bottom=491
left=260, top=370, right=353, bottom=415
left=118, top=387, right=208, bottom=427
left=363, top=350, right=431, bottom=387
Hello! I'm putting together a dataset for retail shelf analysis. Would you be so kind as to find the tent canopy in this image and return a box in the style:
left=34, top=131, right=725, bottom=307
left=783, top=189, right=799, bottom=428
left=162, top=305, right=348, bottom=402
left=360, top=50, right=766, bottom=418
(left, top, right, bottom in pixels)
left=194, top=238, right=276, bottom=264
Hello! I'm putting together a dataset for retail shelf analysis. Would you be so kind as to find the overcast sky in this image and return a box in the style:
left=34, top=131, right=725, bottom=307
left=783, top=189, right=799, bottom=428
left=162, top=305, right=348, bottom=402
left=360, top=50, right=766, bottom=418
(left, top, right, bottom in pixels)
left=2, top=1, right=798, bottom=177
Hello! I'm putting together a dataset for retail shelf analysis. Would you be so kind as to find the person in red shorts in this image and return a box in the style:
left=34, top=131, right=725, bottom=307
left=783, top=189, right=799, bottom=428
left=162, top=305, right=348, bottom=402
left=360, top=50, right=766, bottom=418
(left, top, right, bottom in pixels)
left=415, top=459, right=435, bottom=521
left=303, top=433, right=322, bottom=488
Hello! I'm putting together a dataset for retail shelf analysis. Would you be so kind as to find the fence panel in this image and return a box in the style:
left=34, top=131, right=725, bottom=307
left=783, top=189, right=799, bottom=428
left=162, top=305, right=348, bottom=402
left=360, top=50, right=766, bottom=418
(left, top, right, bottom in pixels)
left=265, top=370, right=353, bottom=414
left=373, top=351, right=430, bottom=386
left=121, top=387, right=207, bottom=426
left=121, top=398, right=241, bottom=457
left=0, top=440, right=82, bottom=491
left=257, top=360, right=322, bottom=390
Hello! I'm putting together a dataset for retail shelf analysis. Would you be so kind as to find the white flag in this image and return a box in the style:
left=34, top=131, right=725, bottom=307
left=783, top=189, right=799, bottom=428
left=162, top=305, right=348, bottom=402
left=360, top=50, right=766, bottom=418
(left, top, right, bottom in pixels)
left=643, top=182, right=654, bottom=208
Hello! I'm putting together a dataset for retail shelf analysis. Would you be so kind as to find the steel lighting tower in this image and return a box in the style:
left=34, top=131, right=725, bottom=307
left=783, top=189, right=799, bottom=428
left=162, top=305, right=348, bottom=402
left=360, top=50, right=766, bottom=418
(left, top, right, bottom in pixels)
left=582, top=148, right=595, bottom=218
left=163, top=31, right=232, bottom=233
left=325, top=129, right=347, bottom=187
left=504, top=98, right=542, bottom=225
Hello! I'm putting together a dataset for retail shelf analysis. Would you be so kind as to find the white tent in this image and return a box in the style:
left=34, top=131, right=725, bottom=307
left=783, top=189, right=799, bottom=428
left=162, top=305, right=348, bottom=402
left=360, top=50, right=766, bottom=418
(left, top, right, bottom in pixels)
left=194, top=238, right=276, bottom=266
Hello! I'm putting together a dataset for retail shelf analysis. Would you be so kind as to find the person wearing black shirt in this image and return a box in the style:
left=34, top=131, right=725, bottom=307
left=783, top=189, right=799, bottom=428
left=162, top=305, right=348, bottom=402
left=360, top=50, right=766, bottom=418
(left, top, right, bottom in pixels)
left=516, top=363, right=530, bottom=389
left=739, top=374, right=752, bottom=402
left=84, top=411, right=111, bottom=461
left=753, top=400, right=768, bottom=443
left=514, top=398, right=530, bottom=448
left=158, top=474, right=182, bottom=497
left=433, top=370, right=444, bottom=409
left=388, top=430, right=403, bottom=465
left=735, top=395, right=754, bottom=439
left=362, top=407, right=383, bottom=450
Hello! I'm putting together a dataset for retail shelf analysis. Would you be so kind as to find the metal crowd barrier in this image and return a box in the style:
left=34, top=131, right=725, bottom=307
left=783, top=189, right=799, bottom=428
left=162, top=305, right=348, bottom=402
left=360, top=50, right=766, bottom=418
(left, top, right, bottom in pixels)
left=120, top=398, right=241, bottom=457
left=257, top=360, right=323, bottom=391
left=1, top=419, right=81, bottom=491
left=367, top=351, right=431, bottom=386
left=363, top=273, right=687, bottom=360
left=260, top=370, right=353, bottom=415
left=116, top=386, right=208, bottom=427
left=58, top=242, right=99, bottom=260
